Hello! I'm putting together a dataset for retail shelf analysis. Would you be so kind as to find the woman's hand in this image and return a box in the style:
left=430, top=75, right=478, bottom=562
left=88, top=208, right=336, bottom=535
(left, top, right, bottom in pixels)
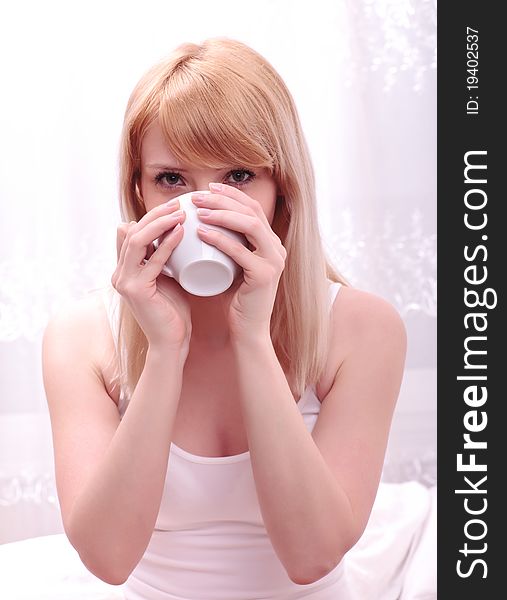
left=111, top=200, right=192, bottom=351
left=192, top=183, right=286, bottom=341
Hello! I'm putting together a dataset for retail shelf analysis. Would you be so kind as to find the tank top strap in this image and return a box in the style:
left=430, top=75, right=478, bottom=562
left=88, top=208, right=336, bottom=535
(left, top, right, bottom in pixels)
left=328, top=279, right=343, bottom=310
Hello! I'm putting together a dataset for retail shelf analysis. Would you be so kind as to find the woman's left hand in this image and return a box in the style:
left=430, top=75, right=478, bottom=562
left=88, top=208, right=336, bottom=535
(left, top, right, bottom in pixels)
left=192, top=183, right=286, bottom=341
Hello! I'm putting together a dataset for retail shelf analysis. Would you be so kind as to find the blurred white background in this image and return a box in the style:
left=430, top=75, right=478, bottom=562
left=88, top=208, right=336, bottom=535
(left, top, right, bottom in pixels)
left=0, top=0, right=436, bottom=544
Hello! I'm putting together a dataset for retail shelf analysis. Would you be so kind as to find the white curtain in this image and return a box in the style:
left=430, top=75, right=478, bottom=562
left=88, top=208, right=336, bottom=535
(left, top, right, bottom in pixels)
left=0, top=0, right=436, bottom=543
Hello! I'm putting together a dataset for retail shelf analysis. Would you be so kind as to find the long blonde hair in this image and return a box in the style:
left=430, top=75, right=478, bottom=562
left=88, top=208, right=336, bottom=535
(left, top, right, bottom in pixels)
left=113, top=37, right=349, bottom=403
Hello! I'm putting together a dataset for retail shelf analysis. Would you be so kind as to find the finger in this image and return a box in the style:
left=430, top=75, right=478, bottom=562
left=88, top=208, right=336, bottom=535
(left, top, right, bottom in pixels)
left=192, top=192, right=265, bottom=230
left=118, top=221, right=137, bottom=266
left=196, top=210, right=276, bottom=258
left=122, top=211, right=186, bottom=276
left=207, top=183, right=271, bottom=227
left=198, top=225, right=286, bottom=285
left=131, top=199, right=182, bottom=233
left=142, top=222, right=184, bottom=278
left=115, top=201, right=181, bottom=262
left=197, top=225, right=258, bottom=273
left=145, top=240, right=156, bottom=261
left=112, top=221, right=137, bottom=291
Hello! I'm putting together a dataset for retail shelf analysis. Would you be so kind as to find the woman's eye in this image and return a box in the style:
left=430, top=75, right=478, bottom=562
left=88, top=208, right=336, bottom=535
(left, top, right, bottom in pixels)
left=154, top=168, right=256, bottom=189
left=154, top=172, right=182, bottom=188
left=227, top=169, right=256, bottom=186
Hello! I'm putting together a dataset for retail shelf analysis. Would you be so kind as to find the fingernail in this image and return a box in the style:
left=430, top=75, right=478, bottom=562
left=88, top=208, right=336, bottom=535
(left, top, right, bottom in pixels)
left=209, top=182, right=222, bottom=192
left=192, top=193, right=208, bottom=201
left=166, top=198, right=179, bottom=206
left=197, top=208, right=212, bottom=216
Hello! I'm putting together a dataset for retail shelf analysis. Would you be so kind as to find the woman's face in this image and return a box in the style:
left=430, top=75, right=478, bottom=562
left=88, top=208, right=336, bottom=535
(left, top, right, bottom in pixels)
left=138, top=121, right=279, bottom=224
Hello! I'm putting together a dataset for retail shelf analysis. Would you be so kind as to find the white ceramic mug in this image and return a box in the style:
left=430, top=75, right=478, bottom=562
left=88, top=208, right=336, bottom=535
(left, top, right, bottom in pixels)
left=153, top=190, right=248, bottom=297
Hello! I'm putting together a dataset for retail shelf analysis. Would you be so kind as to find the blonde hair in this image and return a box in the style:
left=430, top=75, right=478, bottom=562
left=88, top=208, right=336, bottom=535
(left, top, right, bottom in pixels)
left=113, top=37, right=349, bottom=403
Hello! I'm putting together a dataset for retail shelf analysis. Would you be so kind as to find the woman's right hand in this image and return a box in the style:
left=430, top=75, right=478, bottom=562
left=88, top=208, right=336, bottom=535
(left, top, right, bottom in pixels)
left=111, top=200, right=192, bottom=351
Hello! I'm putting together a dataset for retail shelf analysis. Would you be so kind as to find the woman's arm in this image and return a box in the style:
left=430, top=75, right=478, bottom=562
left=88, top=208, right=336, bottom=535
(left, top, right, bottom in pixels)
left=230, top=288, right=407, bottom=585
left=42, top=300, right=187, bottom=585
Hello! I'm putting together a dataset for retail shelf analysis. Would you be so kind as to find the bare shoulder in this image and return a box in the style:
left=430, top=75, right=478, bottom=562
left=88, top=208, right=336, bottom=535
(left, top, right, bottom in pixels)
left=332, top=285, right=407, bottom=343
left=43, top=289, right=110, bottom=348
left=332, top=286, right=407, bottom=397
left=317, top=284, right=406, bottom=400
left=42, top=288, right=118, bottom=399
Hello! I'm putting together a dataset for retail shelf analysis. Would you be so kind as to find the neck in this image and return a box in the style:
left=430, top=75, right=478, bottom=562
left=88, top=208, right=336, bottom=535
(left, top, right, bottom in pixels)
left=184, top=281, right=238, bottom=349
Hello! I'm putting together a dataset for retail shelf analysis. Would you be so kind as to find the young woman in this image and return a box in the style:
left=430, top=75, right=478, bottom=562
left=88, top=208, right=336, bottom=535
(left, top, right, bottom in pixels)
left=42, top=37, right=407, bottom=599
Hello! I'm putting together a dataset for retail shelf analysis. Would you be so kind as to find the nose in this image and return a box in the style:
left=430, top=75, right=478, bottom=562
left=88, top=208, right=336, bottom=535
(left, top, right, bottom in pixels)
left=191, top=180, right=216, bottom=193
left=180, top=168, right=224, bottom=193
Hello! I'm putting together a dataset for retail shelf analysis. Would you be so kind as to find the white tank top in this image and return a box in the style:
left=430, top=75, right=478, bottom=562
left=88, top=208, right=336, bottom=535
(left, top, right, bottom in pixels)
left=101, top=281, right=353, bottom=599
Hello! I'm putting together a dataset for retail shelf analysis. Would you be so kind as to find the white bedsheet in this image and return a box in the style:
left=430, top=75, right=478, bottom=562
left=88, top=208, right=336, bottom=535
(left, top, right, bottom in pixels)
left=344, top=482, right=436, bottom=600
left=0, top=482, right=436, bottom=600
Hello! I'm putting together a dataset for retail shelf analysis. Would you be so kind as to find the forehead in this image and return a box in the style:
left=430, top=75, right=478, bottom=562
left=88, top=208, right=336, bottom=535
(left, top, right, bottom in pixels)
left=141, top=122, right=182, bottom=167
left=139, top=115, right=275, bottom=175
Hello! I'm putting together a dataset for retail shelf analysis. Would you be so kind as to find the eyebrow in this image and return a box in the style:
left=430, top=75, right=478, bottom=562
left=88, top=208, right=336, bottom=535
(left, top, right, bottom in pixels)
left=145, top=164, right=189, bottom=171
